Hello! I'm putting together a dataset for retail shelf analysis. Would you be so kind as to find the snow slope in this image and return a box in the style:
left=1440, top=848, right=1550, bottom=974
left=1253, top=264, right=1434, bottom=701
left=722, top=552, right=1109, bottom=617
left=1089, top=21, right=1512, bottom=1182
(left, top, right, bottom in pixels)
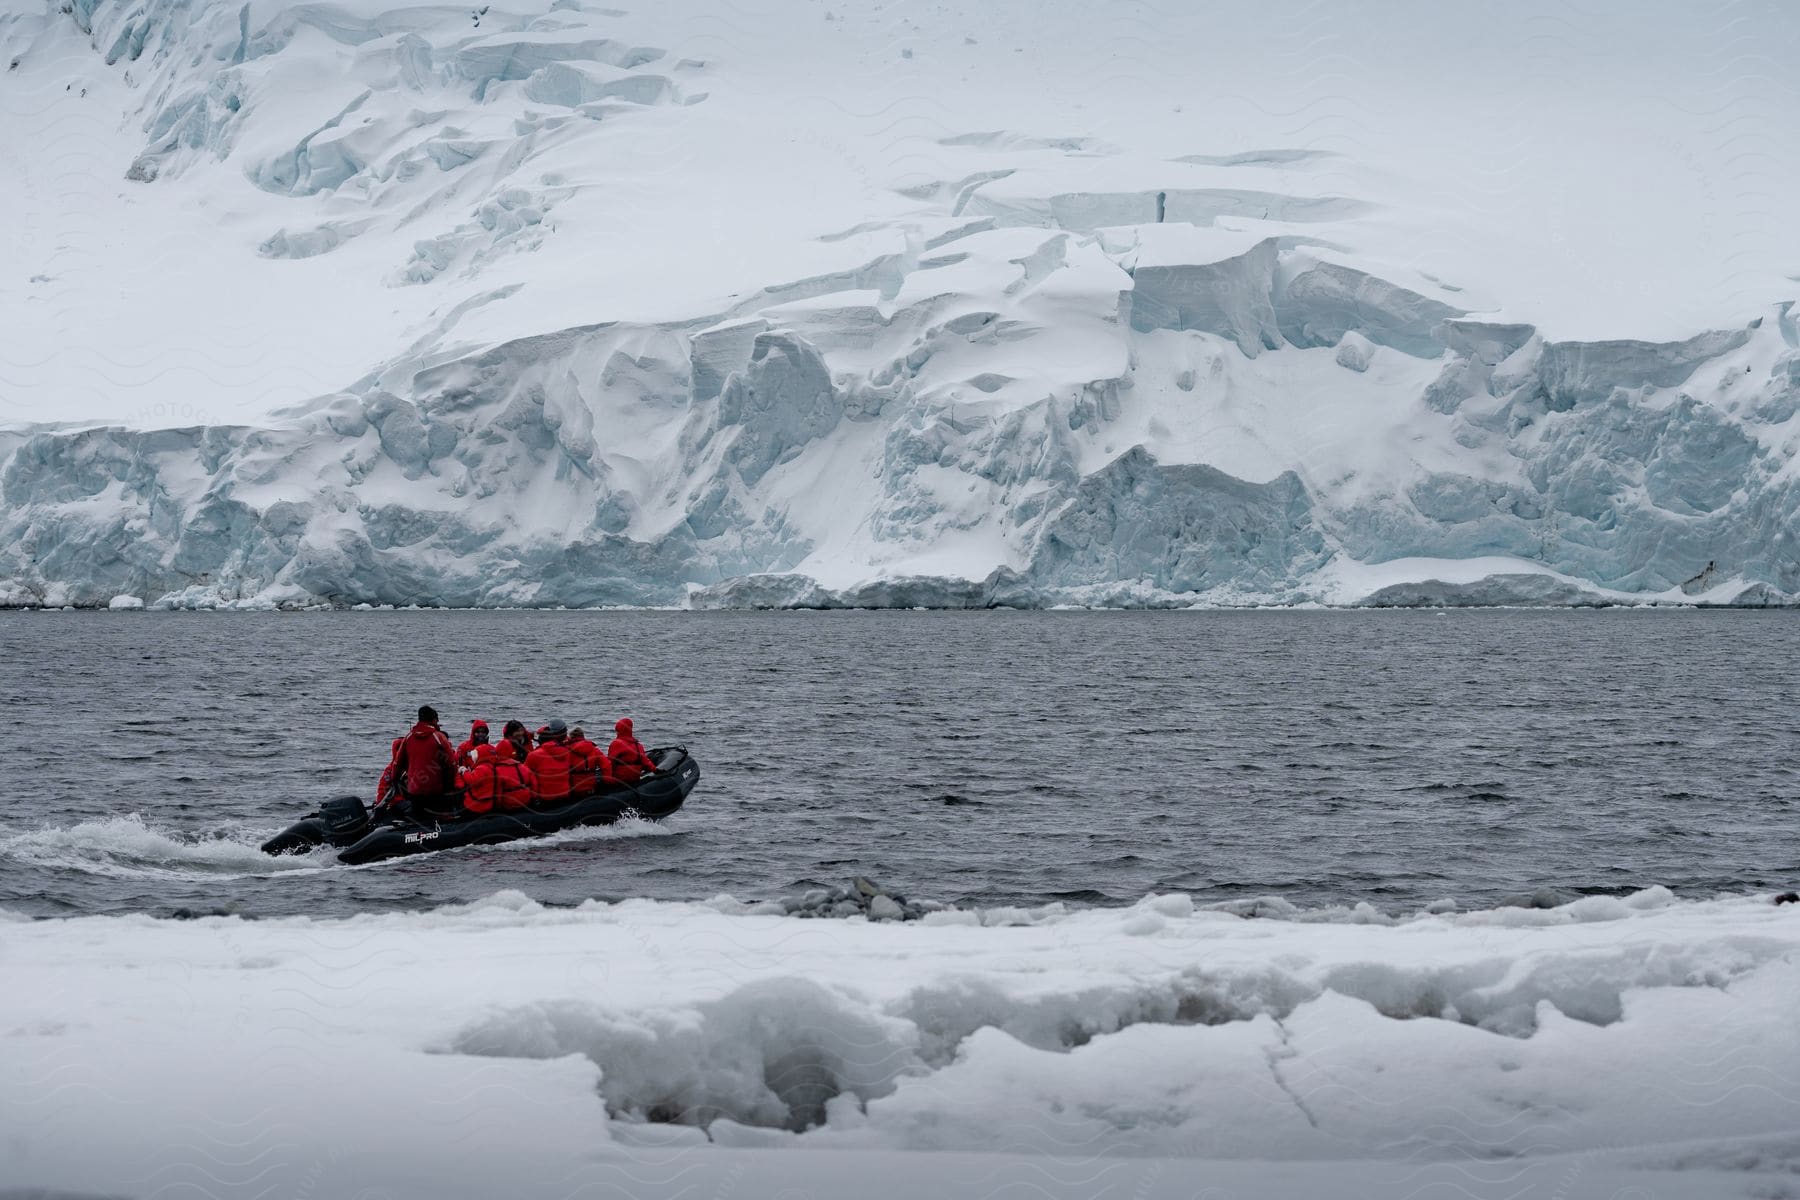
left=4, top=889, right=1799, bottom=1199
left=3, top=0, right=1799, bottom=607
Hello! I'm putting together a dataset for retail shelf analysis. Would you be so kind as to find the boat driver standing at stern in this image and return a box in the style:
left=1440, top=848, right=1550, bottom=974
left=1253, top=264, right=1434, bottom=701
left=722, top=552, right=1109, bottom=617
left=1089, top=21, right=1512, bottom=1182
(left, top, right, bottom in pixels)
left=376, top=705, right=458, bottom=816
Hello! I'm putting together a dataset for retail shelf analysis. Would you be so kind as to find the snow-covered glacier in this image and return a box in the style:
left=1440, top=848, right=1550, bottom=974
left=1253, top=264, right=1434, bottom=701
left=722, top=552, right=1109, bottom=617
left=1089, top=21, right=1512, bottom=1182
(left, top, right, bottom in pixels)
left=3, top=0, right=1799, bottom=608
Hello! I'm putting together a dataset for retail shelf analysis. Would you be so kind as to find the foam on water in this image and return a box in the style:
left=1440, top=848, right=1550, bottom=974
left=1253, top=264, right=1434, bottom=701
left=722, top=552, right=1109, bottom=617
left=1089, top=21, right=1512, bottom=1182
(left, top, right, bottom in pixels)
left=0, top=814, right=333, bottom=881
left=0, top=810, right=683, bottom=890
left=487, top=814, right=680, bottom=852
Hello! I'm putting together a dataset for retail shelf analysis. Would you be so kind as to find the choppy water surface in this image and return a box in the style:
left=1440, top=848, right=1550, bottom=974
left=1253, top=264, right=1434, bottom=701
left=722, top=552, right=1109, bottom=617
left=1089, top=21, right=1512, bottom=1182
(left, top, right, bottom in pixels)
left=1, top=609, right=1795, bottom=918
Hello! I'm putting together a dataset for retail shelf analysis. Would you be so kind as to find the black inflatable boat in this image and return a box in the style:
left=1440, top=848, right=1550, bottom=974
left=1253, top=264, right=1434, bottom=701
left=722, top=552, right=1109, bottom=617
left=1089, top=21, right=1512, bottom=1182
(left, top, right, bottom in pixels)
left=260, top=747, right=699, bottom=865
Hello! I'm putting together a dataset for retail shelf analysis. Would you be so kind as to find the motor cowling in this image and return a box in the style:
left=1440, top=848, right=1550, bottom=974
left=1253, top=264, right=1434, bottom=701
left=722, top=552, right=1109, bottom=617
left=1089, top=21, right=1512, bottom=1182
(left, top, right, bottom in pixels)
left=320, top=795, right=370, bottom=836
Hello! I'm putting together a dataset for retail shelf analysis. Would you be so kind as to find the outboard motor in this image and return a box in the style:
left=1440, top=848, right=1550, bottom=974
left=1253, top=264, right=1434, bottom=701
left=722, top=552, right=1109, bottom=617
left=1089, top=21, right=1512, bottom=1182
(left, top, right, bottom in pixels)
left=260, top=795, right=373, bottom=856
left=320, top=795, right=370, bottom=837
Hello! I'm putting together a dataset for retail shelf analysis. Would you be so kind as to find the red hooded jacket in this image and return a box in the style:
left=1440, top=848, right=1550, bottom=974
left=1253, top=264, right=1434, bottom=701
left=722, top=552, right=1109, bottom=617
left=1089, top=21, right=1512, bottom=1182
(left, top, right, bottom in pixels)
left=461, top=741, right=535, bottom=814
left=377, top=721, right=456, bottom=805
left=607, top=718, right=657, bottom=784
left=525, top=737, right=576, bottom=803
left=456, top=720, right=493, bottom=770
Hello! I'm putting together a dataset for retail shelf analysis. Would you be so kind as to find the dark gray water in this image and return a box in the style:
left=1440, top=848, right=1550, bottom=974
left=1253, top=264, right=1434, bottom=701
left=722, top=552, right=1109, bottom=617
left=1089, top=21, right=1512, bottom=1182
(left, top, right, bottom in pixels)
left=1, top=609, right=1796, bottom=919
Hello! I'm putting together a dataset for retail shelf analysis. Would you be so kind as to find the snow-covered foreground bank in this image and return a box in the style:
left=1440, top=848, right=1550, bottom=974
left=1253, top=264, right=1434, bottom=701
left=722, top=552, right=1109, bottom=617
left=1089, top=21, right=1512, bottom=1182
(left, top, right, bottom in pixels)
left=5, top=889, right=1798, bottom=1199
left=4, top=1, right=1800, bottom=609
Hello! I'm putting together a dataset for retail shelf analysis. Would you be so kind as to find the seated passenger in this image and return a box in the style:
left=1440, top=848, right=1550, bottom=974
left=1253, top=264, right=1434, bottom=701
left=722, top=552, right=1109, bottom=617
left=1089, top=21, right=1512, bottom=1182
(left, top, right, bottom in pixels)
left=608, top=717, right=658, bottom=784
left=456, top=719, right=494, bottom=770
left=376, top=705, right=458, bottom=815
left=525, top=718, right=575, bottom=804
left=461, top=740, right=535, bottom=815
left=501, top=719, right=534, bottom=763
left=566, top=727, right=616, bottom=797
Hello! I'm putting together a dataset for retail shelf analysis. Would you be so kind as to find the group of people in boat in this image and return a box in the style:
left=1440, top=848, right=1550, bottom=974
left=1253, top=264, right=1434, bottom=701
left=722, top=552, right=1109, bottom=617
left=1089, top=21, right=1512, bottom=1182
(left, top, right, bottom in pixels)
left=376, top=705, right=658, bottom=819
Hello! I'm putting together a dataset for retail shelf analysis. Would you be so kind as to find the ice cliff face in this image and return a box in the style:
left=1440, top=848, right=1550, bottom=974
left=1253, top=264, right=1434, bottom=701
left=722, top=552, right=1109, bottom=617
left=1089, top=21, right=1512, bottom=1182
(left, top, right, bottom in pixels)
left=2, top=0, right=1797, bottom=608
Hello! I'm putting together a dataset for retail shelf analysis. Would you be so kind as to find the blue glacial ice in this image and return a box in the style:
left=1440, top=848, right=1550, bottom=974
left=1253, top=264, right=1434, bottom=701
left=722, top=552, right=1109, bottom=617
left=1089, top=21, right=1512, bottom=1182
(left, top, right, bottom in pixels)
left=3, top=0, right=1797, bottom=610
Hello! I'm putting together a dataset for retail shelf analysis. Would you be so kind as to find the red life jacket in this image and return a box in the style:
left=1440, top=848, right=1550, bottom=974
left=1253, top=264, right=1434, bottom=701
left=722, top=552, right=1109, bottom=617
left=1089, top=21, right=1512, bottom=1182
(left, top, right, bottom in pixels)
left=461, top=761, right=499, bottom=815
left=607, top=734, right=656, bottom=783
left=494, top=759, right=533, bottom=811
left=464, top=744, right=534, bottom=813
left=567, top=738, right=613, bottom=797
left=525, top=739, right=575, bottom=802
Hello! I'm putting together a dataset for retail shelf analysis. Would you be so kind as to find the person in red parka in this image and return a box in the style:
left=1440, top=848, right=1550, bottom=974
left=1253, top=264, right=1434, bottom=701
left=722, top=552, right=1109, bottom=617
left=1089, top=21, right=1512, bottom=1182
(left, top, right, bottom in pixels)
left=525, top=718, right=576, bottom=804
left=460, top=739, right=536, bottom=815
left=566, top=727, right=616, bottom=798
left=608, top=717, right=658, bottom=784
left=456, top=719, right=494, bottom=770
left=376, top=705, right=458, bottom=814
left=501, top=719, right=533, bottom=763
